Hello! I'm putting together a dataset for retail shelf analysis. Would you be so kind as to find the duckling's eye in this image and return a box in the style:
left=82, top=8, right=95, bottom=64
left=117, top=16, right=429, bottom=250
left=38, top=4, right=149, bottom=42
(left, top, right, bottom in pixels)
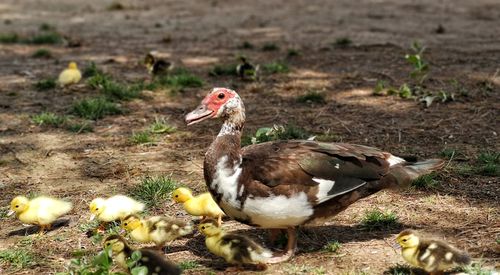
left=218, top=93, right=225, bottom=99
left=95, top=208, right=99, bottom=211
left=124, top=223, right=128, bottom=226
left=201, top=226, right=205, bottom=230
left=175, top=195, right=178, bottom=198
left=15, top=205, right=19, bottom=208
left=402, top=239, right=407, bottom=242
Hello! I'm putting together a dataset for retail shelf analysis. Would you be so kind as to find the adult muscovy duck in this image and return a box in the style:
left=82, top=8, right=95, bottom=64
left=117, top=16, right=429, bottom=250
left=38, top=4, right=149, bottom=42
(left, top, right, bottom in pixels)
left=185, top=88, right=444, bottom=263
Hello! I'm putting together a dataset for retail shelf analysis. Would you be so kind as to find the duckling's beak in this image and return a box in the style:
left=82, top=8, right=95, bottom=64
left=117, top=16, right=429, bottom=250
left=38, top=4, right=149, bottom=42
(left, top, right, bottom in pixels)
left=119, top=228, right=126, bottom=234
left=168, top=201, right=176, bottom=207
left=392, top=242, right=401, bottom=250
left=7, top=210, right=15, bottom=216
left=89, top=214, right=96, bottom=221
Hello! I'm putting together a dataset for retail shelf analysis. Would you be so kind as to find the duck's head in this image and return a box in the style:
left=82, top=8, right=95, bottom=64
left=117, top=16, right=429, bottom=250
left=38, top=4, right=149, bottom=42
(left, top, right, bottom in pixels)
left=103, top=234, right=127, bottom=254
left=198, top=219, right=222, bottom=237
left=396, top=229, right=420, bottom=248
left=185, top=88, right=244, bottom=126
left=68, top=62, right=78, bottom=70
left=172, top=187, right=193, bottom=203
left=89, top=198, right=105, bottom=219
left=8, top=196, right=29, bottom=216
left=121, top=214, right=142, bottom=231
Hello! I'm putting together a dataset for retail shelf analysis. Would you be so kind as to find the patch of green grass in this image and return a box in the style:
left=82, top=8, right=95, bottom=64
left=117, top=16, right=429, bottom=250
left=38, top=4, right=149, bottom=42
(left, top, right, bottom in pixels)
left=287, top=48, right=300, bottom=57
left=158, top=72, right=203, bottom=92
left=0, top=33, right=19, bottom=43
left=82, top=62, right=103, bottom=78
left=315, top=130, right=341, bottom=142
left=130, top=131, right=154, bottom=145
left=149, top=117, right=176, bottom=134
left=32, top=48, right=52, bottom=58
left=440, top=148, right=457, bottom=159
left=27, top=32, right=62, bottom=44
left=297, top=90, right=326, bottom=104
left=383, top=264, right=413, bottom=275
left=238, top=41, right=254, bottom=49
left=129, top=175, right=178, bottom=208
left=34, top=78, right=57, bottom=90
left=261, top=43, right=279, bottom=51
left=71, top=97, right=122, bottom=120
left=457, top=260, right=496, bottom=275
left=476, top=151, right=499, bottom=176
left=244, top=124, right=309, bottom=146
left=179, top=260, right=200, bottom=270
left=87, top=72, right=141, bottom=100
left=66, top=121, right=93, bottom=133
left=0, top=249, right=36, bottom=269
left=334, top=37, right=352, bottom=47
left=361, top=209, right=399, bottom=230
left=322, top=240, right=341, bottom=253
left=411, top=172, right=440, bottom=189
left=39, top=23, right=55, bottom=31
left=0, top=207, right=9, bottom=219
left=32, top=112, right=67, bottom=127
left=263, top=61, right=289, bottom=74
left=209, top=64, right=238, bottom=76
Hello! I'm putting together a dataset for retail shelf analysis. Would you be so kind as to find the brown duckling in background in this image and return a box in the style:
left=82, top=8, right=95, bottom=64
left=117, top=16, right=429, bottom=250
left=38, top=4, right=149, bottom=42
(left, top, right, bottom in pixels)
left=144, top=52, right=173, bottom=77
left=236, top=56, right=259, bottom=80
left=396, top=229, right=471, bottom=275
left=103, top=234, right=181, bottom=275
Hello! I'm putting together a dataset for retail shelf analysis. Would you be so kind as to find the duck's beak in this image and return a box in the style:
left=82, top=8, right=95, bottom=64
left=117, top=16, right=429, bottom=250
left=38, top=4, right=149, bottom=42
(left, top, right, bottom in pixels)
left=7, top=210, right=15, bottom=216
left=185, top=104, right=214, bottom=126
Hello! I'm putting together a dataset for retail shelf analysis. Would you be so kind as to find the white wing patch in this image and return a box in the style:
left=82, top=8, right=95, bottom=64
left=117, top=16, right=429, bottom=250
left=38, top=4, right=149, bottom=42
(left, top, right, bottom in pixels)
left=243, top=192, right=313, bottom=228
left=387, top=155, right=406, bottom=166
left=312, top=178, right=335, bottom=203
left=212, top=156, right=242, bottom=209
left=445, top=252, right=453, bottom=261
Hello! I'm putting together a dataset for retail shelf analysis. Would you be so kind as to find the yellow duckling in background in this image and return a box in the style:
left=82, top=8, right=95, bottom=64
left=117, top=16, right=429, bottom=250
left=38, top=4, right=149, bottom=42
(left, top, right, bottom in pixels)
left=396, top=229, right=471, bottom=275
left=57, top=62, right=81, bottom=87
left=103, top=234, right=181, bottom=275
left=89, top=195, right=145, bottom=223
left=8, top=195, right=72, bottom=234
left=121, top=214, right=193, bottom=249
left=172, top=187, right=225, bottom=226
left=198, top=219, right=272, bottom=270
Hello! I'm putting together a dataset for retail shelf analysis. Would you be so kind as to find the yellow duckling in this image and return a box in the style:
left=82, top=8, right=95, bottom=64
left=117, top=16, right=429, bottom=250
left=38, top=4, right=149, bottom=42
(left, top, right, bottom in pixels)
left=103, top=234, right=181, bottom=275
left=89, top=195, right=145, bottom=223
left=172, top=187, right=225, bottom=226
left=198, top=219, right=272, bottom=270
left=396, top=229, right=471, bottom=275
left=8, top=195, right=72, bottom=234
left=121, top=214, right=193, bottom=249
left=57, top=62, right=82, bottom=87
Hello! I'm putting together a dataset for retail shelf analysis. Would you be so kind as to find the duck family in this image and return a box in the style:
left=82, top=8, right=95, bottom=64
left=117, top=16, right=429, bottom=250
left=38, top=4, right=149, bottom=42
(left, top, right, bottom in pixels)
left=5, top=87, right=474, bottom=274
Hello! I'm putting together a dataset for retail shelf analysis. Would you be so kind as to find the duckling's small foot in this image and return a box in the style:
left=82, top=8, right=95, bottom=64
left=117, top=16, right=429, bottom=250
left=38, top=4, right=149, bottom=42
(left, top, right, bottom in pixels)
left=217, top=215, right=223, bottom=227
left=254, top=263, right=267, bottom=271
left=37, top=225, right=46, bottom=235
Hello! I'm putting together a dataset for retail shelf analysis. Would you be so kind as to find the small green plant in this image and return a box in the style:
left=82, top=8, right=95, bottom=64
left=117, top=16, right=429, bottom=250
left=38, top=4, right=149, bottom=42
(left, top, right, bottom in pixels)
left=0, top=248, right=36, bottom=269
left=315, top=129, right=341, bottom=142
left=263, top=61, right=289, bottom=74
left=71, top=97, right=122, bottom=120
left=322, top=240, right=341, bottom=253
left=209, top=64, right=238, bottom=76
left=32, top=112, right=67, bottom=127
left=476, top=151, right=499, bottom=176
left=373, top=80, right=387, bottom=96
left=440, top=148, right=457, bottom=159
left=405, top=41, right=429, bottom=84
left=130, top=131, right=154, bottom=145
left=32, top=48, right=52, bottom=58
left=39, top=23, right=55, bottom=31
left=244, top=124, right=309, bottom=145
left=179, top=260, right=200, bottom=270
left=159, top=72, right=203, bottom=92
left=361, top=209, right=399, bottom=230
left=129, top=175, right=178, bottom=208
left=28, top=32, right=62, bottom=44
left=149, top=117, right=176, bottom=134
left=457, top=260, right=496, bottom=275
left=287, top=48, right=300, bottom=57
left=87, top=73, right=141, bottom=100
left=297, top=90, right=326, bottom=104
left=411, top=172, right=440, bottom=189
left=34, top=78, right=57, bottom=90
left=0, top=33, right=19, bottom=43
left=398, top=83, right=413, bottom=99
left=239, top=41, right=254, bottom=49
left=261, top=43, right=279, bottom=51
left=383, top=264, right=413, bottom=275
left=334, top=37, right=352, bottom=47
left=83, top=62, right=103, bottom=78
left=66, top=121, right=93, bottom=133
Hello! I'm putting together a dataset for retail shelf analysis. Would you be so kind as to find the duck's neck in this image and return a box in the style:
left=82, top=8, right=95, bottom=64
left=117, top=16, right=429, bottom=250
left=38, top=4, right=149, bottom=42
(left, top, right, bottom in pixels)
left=204, top=109, right=245, bottom=191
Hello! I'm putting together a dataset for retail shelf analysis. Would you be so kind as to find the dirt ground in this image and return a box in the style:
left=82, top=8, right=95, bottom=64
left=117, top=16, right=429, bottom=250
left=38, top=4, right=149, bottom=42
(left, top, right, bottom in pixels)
left=0, top=0, right=499, bottom=274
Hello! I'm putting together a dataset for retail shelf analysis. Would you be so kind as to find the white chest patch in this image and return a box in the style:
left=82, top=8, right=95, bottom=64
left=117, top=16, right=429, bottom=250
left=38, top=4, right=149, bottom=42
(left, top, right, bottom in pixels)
left=387, top=155, right=405, bottom=166
left=312, top=178, right=335, bottom=203
left=242, top=192, right=313, bottom=228
left=212, top=156, right=242, bottom=209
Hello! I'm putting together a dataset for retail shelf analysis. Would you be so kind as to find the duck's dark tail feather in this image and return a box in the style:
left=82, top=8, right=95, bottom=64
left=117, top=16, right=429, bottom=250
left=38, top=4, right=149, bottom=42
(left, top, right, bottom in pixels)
left=453, top=251, right=471, bottom=265
left=389, top=159, right=445, bottom=188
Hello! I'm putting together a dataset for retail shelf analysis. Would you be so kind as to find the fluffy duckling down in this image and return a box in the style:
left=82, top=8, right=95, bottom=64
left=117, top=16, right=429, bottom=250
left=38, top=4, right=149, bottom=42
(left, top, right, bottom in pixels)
left=172, top=187, right=225, bottom=225
left=8, top=195, right=72, bottom=233
left=89, top=195, right=144, bottom=222
left=103, top=234, right=181, bottom=275
left=121, top=214, right=193, bottom=248
left=198, top=219, right=272, bottom=269
left=57, top=62, right=81, bottom=87
left=396, top=229, right=471, bottom=274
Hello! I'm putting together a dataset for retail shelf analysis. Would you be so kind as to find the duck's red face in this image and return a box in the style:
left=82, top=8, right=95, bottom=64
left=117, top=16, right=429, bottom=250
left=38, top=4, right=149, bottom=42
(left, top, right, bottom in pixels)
left=185, top=88, right=237, bottom=125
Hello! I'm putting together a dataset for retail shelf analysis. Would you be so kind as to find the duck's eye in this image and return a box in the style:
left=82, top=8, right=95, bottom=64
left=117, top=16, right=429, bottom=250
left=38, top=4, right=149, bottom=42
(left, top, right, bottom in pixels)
left=218, top=93, right=225, bottom=99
